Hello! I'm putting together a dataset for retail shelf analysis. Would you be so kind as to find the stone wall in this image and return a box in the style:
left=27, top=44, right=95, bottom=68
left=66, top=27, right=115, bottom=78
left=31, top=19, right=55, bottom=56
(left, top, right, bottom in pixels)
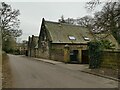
left=50, top=44, right=88, bottom=63
left=101, top=50, right=120, bottom=69
left=37, top=48, right=49, bottom=59
left=37, top=43, right=89, bottom=63
left=51, top=48, right=64, bottom=62
left=51, top=44, right=88, bottom=50
left=31, top=49, right=35, bottom=57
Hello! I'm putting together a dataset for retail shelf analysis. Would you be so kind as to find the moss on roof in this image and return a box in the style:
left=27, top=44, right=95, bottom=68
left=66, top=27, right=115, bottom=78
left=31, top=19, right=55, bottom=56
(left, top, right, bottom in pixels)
left=44, top=20, right=95, bottom=44
left=95, top=34, right=120, bottom=49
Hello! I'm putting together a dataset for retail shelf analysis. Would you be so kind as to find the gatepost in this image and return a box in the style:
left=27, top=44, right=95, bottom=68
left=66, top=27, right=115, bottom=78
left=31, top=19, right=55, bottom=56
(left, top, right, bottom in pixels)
left=64, top=44, right=70, bottom=63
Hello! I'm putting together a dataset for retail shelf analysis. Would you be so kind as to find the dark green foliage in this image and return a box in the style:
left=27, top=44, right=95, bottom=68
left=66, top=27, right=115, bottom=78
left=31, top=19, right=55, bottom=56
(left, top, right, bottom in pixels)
left=100, top=40, right=115, bottom=49
left=88, top=40, right=115, bottom=69
left=88, top=41, right=102, bottom=69
left=14, top=49, right=20, bottom=55
left=2, top=37, right=14, bottom=53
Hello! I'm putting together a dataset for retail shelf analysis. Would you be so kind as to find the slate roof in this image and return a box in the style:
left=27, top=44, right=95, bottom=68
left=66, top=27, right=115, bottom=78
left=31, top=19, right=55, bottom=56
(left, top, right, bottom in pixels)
left=44, top=20, right=95, bottom=44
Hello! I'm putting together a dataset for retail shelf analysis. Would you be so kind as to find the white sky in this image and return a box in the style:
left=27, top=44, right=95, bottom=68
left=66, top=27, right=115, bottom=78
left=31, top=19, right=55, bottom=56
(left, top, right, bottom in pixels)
left=5, top=1, right=105, bottom=42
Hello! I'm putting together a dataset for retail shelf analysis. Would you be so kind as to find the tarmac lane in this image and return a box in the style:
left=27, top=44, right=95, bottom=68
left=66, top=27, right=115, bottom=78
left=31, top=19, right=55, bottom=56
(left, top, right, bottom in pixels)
left=8, top=54, right=118, bottom=88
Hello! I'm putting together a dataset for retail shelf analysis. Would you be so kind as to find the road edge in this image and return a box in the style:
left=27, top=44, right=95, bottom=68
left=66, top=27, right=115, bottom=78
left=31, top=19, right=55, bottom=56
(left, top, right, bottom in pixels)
left=33, top=57, right=120, bottom=83
left=81, top=70, right=120, bottom=82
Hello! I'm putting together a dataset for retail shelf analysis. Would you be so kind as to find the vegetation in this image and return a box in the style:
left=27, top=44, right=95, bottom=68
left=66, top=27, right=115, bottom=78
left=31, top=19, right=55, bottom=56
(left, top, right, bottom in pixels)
left=0, top=2, right=22, bottom=53
left=86, top=1, right=120, bottom=43
left=58, top=1, right=120, bottom=68
left=88, top=39, right=115, bottom=69
left=58, top=15, right=66, bottom=23
left=58, top=1, right=120, bottom=43
left=99, top=40, right=115, bottom=49
left=88, top=41, right=102, bottom=69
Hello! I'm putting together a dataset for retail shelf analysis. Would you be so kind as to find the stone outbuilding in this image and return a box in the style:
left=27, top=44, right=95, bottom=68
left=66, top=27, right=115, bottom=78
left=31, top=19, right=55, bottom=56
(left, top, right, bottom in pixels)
left=37, top=18, right=95, bottom=63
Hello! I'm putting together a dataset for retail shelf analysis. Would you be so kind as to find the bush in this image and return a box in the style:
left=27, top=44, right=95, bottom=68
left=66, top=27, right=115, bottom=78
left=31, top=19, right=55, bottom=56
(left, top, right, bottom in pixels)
left=88, top=39, right=116, bottom=69
left=88, top=41, right=102, bottom=69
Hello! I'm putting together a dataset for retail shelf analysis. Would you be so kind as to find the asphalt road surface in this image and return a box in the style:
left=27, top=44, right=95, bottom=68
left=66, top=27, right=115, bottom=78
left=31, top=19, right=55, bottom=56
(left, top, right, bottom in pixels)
left=8, top=54, right=118, bottom=88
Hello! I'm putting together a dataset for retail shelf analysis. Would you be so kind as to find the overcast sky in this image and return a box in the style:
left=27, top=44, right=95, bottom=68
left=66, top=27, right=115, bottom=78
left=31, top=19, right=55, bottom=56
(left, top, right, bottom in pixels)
left=6, top=2, right=104, bottom=42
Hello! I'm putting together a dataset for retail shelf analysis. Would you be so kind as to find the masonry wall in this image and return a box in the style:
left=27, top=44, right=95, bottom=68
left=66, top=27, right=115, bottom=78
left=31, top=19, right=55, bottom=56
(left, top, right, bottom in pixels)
left=50, top=48, right=64, bottom=62
left=37, top=41, right=50, bottom=59
left=31, top=49, right=35, bottom=57
left=50, top=44, right=88, bottom=62
left=51, top=44, right=88, bottom=50
left=101, top=50, right=120, bottom=69
left=38, top=48, right=49, bottom=59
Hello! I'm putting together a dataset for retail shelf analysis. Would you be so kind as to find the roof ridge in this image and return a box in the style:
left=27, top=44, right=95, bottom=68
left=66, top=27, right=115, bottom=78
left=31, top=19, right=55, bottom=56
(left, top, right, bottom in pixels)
left=44, top=20, right=84, bottom=27
left=45, top=20, right=60, bottom=24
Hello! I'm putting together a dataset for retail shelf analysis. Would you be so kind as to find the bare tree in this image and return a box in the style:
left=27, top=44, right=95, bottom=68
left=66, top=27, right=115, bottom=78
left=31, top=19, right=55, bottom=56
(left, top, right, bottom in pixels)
left=93, top=2, right=120, bottom=42
left=85, top=1, right=120, bottom=43
left=58, top=15, right=66, bottom=23
left=85, top=0, right=101, bottom=11
left=0, top=2, right=22, bottom=41
left=0, top=2, right=22, bottom=51
left=76, top=15, right=94, bottom=29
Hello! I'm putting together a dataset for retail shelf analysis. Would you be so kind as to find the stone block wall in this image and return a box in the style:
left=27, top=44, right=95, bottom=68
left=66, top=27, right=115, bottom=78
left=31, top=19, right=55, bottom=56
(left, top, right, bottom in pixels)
left=37, top=48, right=49, bottom=59
left=51, top=49, right=64, bottom=62
left=101, top=50, right=120, bottom=69
left=50, top=44, right=88, bottom=63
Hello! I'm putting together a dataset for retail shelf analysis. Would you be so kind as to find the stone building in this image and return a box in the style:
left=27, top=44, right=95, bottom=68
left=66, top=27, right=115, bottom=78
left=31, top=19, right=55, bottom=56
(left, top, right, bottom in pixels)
left=37, top=18, right=95, bottom=63
left=28, top=35, right=39, bottom=57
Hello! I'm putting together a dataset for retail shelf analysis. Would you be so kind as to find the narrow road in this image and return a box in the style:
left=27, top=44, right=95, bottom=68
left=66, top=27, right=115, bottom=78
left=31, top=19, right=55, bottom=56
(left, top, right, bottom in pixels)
left=8, top=54, right=118, bottom=88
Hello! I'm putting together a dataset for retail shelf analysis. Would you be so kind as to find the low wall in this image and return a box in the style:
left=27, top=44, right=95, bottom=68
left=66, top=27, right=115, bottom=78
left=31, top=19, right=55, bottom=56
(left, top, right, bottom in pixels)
left=101, top=50, right=120, bottom=69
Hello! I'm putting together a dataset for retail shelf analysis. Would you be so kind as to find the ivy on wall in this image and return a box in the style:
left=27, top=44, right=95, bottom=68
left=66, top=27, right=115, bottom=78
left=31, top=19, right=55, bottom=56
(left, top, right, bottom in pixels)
left=88, top=40, right=115, bottom=69
left=88, top=41, right=102, bottom=69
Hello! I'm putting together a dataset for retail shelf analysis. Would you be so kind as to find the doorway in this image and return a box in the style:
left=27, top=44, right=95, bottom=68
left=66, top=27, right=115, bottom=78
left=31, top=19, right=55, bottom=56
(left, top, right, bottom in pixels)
left=70, top=50, right=79, bottom=63
left=82, top=50, right=89, bottom=64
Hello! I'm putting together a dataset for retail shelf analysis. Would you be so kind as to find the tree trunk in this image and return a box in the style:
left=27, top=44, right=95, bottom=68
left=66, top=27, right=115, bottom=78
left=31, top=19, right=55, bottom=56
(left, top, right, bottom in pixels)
left=0, top=3, right=2, bottom=89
